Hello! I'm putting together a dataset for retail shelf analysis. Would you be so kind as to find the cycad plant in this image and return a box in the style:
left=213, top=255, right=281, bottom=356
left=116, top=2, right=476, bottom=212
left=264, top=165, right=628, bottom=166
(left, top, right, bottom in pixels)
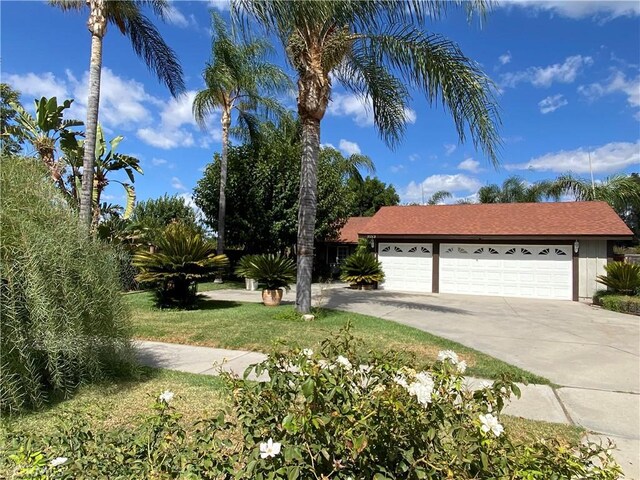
left=341, top=251, right=385, bottom=288
left=235, top=0, right=501, bottom=313
left=133, top=223, right=229, bottom=308
left=597, top=262, right=640, bottom=295
left=235, top=254, right=296, bottom=291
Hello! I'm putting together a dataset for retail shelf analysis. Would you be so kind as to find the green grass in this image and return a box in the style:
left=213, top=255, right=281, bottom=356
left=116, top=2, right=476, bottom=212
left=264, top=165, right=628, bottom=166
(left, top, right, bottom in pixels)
left=197, top=280, right=245, bottom=292
left=127, top=292, right=550, bottom=384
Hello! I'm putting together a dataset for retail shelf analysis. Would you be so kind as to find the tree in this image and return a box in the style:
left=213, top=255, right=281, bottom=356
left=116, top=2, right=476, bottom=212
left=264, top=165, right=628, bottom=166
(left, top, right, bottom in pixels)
left=553, top=173, right=640, bottom=238
left=427, top=190, right=452, bottom=205
left=131, top=194, right=200, bottom=232
left=192, top=12, right=290, bottom=258
left=194, top=119, right=367, bottom=254
left=477, top=176, right=559, bottom=204
left=0, top=83, right=24, bottom=155
left=236, top=0, right=501, bottom=312
left=50, top=0, right=184, bottom=232
left=346, top=176, right=399, bottom=217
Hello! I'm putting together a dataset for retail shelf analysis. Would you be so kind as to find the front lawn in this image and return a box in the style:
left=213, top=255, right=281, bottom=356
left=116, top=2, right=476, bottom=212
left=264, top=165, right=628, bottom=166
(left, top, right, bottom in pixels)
left=0, top=368, right=582, bottom=479
left=127, top=292, right=550, bottom=384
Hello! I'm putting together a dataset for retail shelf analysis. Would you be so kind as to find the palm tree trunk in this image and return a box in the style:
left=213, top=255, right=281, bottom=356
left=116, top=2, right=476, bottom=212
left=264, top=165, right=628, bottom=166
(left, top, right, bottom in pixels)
left=79, top=0, right=106, bottom=233
left=296, top=115, right=320, bottom=313
left=218, top=108, right=231, bottom=256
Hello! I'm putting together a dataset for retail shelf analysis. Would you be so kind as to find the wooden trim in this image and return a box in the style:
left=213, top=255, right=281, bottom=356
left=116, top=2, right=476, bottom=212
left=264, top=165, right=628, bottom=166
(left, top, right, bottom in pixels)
left=432, top=241, right=440, bottom=293
left=572, top=246, right=579, bottom=301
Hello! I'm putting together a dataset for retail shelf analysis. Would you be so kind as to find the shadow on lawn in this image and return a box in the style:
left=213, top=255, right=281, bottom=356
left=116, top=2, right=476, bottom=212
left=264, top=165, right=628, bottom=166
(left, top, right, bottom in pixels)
left=195, top=298, right=244, bottom=310
left=321, top=289, right=471, bottom=315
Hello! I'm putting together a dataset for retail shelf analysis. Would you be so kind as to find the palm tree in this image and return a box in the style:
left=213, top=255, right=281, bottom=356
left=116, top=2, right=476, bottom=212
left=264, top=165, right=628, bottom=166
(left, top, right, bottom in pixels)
left=50, top=0, right=184, bottom=232
left=552, top=173, right=640, bottom=214
left=477, top=176, right=559, bottom=203
left=427, top=190, right=452, bottom=205
left=192, top=12, right=290, bottom=259
left=235, top=0, right=502, bottom=312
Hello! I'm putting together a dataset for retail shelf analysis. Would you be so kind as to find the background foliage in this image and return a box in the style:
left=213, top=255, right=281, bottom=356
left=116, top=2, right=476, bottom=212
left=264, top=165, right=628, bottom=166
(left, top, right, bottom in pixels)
left=0, top=157, right=133, bottom=413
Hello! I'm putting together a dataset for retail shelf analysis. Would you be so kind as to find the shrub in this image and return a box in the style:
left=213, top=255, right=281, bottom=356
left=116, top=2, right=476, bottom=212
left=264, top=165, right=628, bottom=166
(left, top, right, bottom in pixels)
left=600, top=295, right=640, bottom=315
left=133, top=222, right=229, bottom=308
left=3, top=329, right=622, bottom=478
left=235, top=254, right=296, bottom=291
left=340, top=251, right=384, bottom=286
left=596, top=261, right=640, bottom=294
left=0, top=157, right=133, bottom=413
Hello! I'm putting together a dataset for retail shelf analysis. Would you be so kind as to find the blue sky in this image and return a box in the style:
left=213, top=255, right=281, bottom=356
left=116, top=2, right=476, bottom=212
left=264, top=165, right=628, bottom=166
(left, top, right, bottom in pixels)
left=2, top=0, right=639, bottom=208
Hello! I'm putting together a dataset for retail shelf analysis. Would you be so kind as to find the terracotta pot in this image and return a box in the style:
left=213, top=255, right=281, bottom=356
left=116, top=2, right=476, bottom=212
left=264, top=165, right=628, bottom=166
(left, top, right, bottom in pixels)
left=262, top=288, right=283, bottom=306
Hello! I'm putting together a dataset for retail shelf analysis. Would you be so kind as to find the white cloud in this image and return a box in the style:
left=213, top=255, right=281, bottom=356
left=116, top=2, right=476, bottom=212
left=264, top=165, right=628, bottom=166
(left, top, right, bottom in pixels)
left=151, top=158, right=168, bottom=166
left=506, top=141, right=640, bottom=174
left=403, top=174, right=482, bottom=203
left=321, top=143, right=336, bottom=150
left=457, top=158, right=481, bottom=173
left=578, top=70, right=640, bottom=118
left=502, top=1, right=640, bottom=21
left=171, top=176, right=187, bottom=191
left=499, top=51, right=512, bottom=65
left=208, top=0, right=230, bottom=11
left=327, top=92, right=416, bottom=126
left=338, top=139, right=361, bottom=156
left=538, top=94, right=568, bottom=114
left=390, top=164, right=405, bottom=173
left=501, top=55, right=593, bottom=88
left=165, top=5, right=189, bottom=27
left=4, top=71, right=69, bottom=100
left=444, top=144, right=457, bottom=156
left=408, top=153, right=420, bottom=162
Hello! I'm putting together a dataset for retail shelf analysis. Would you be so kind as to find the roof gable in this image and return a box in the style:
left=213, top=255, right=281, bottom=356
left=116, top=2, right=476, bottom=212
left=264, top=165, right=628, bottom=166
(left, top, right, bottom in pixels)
left=337, top=217, right=371, bottom=243
left=359, top=202, right=633, bottom=237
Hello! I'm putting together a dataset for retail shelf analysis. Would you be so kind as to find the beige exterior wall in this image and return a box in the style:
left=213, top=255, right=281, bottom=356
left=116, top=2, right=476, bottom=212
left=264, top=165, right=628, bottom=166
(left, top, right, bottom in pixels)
left=579, top=239, right=608, bottom=299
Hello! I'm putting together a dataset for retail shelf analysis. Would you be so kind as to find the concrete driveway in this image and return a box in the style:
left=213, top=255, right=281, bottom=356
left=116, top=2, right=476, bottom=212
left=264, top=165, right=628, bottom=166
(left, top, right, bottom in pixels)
left=320, top=288, right=640, bottom=478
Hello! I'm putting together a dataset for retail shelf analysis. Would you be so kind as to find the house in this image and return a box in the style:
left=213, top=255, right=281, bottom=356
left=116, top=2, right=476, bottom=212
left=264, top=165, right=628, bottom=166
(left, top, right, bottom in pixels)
left=317, top=216, right=371, bottom=273
left=357, top=202, right=633, bottom=301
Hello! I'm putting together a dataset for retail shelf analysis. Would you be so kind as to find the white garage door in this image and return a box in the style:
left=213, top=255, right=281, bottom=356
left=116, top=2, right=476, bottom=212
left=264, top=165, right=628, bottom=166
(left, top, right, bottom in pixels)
left=440, top=244, right=572, bottom=300
left=378, top=243, right=432, bottom=292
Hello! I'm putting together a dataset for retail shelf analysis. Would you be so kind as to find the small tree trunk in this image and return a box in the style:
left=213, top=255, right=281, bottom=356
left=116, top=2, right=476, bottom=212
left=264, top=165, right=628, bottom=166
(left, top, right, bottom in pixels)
left=79, top=0, right=106, bottom=233
left=213, top=108, right=231, bottom=284
left=296, top=115, right=320, bottom=313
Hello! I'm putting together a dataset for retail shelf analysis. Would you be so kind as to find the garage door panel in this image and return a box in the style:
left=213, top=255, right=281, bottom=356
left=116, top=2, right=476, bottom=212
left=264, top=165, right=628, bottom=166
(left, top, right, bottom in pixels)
left=440, top=243, right=572, bottom=300
left=378, top=243, right=432, bottom=293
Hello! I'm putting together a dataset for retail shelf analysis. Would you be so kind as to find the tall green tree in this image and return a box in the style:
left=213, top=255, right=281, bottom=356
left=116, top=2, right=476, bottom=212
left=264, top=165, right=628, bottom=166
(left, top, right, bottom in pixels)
left=0, top=83, right=24, bottom=155
left=192, top=12, right=290, bottom=257
left=346, top=176, right=399, bottom=217
left=50, top=0, right=184, bottom=232
left=477, top=176, right=559, bottom=204
left=427, top=190, right=453, bottom=205
left=236, top=0, right=501, bottom=312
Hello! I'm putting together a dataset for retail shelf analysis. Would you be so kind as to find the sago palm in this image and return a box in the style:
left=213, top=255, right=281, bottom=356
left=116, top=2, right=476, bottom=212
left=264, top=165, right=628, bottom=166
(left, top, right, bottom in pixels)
left=235, top=0, right=502, bottom=312
left=50, top=0, right=184, bottom=232
left=193, top=12, right=290, bottom=257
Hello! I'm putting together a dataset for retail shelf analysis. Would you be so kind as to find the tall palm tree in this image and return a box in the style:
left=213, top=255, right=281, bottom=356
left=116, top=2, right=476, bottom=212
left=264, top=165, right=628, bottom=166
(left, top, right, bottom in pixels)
left=427, top=190, right=452, bottom=205
left=193, top=12, right=290, bottom=259
left=50, top=0, right=184, bottom=232
left=552, top=173, right=640, bottom=213
left=477, top=176, right=559, bottom=204
left=235, top=0, right=502, bottom=312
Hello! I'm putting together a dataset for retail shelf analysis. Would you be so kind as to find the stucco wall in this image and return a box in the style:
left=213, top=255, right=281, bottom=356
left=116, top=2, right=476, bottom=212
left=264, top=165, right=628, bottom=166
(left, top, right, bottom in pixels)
left=579, top=239, right=608, bottom=299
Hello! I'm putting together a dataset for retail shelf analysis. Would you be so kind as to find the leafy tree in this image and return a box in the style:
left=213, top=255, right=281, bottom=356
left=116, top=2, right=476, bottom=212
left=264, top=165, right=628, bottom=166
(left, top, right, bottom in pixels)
left=194, top=119, right=366, bottom=254
left=477, top=176, right=560, bottom=204
left=427, top=190, right=453, bottom=205
left=131, top=194, right=200, bottom=232
left=0, top=83, right=24, bottom=155
left=133, top=222, right=229, bottom=308
left=193, top=12, right=290, bottom=257
left=236, top=0, right=502, bottom=312
left=50, top=0, right=184, bottom=231
left=346, top=176, right=399, bottom=217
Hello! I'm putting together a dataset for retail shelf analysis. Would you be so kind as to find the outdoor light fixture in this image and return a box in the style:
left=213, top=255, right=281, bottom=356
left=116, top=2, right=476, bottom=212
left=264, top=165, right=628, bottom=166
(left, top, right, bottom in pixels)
left=573, top=240, right=580, bottom=253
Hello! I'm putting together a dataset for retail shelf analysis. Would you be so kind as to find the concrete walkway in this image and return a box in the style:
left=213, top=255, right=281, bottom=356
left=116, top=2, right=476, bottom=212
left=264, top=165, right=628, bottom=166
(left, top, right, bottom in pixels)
left=191, top=286, right=639, bottom=478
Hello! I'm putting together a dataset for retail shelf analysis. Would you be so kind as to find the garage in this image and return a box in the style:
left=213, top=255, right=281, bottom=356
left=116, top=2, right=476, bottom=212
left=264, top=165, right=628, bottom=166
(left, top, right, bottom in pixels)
left=378, top=242, right=432, bottom=292
left=439, top=243, right=572, bottom=300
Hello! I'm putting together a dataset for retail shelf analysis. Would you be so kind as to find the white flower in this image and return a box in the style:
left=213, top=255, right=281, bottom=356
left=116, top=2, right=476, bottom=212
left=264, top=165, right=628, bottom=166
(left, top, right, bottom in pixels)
left=393, top=373, right=409, bottom=389
left=159, top=390, right=174, bottom=404
left=358, top=364, right=373, bottom=373
left=49, top=457, right=68, bottom=467
left=407, top=371, right=435, bottom=407
left=259, top=438, right=282, bottom=459
left=479, top=413, right=504, bottom=437
left=301, top=348, right=314, bottom=358
left=317, top=359, right=334, bottom=370
left=456, top=360, right=467, bottom=374
left=335, top=355, right=353, bottom=370
left=438, top=350, right=459, bottom=364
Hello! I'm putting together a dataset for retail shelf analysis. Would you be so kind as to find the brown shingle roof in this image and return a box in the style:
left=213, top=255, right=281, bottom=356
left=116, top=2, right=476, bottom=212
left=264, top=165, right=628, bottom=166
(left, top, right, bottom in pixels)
left=359, top=202, right=633, bottom=237
left=337, top=217, right=372, bottom=243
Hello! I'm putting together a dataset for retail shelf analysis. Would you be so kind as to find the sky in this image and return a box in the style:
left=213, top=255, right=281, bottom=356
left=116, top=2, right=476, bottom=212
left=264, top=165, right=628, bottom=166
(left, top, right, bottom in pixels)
left=2, top=0, right=639, bottom=209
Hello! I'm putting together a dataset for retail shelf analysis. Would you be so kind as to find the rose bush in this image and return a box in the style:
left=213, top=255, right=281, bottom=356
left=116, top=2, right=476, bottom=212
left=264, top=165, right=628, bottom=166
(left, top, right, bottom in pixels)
left=5, top=329, right=622, bottom=479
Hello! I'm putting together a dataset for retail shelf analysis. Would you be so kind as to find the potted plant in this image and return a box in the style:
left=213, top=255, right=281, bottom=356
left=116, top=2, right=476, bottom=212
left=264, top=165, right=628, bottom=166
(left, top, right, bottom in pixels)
left=340, top=251, right=384, bottom=290
left=235, top=254, right=296, bottom=306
